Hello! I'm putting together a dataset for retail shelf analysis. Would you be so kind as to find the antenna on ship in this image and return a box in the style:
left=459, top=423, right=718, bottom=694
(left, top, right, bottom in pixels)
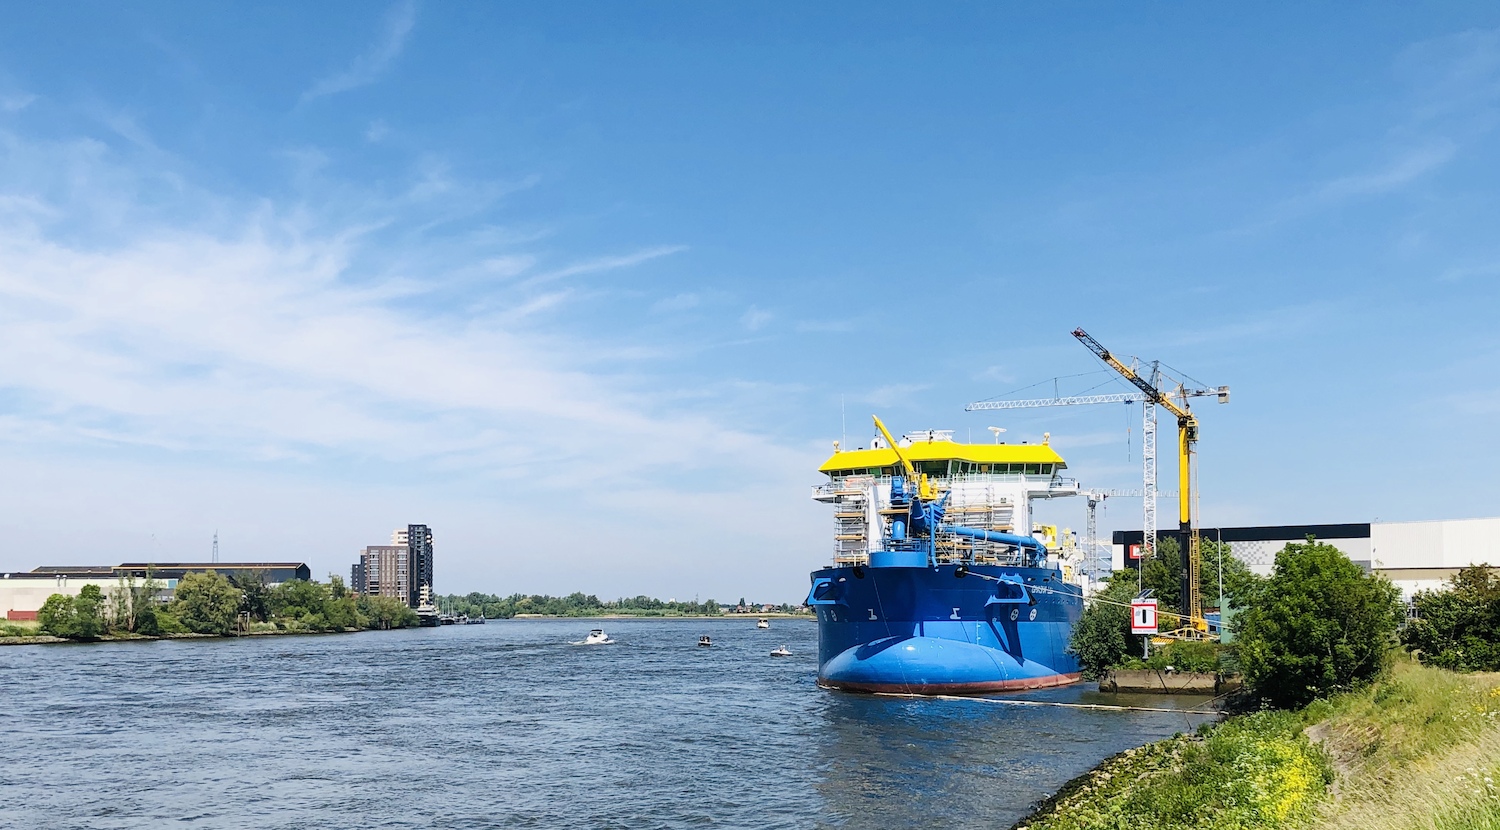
left=987, top=426, right=1005, bottom=444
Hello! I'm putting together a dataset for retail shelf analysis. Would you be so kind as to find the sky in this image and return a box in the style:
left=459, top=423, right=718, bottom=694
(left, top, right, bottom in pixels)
left=1, top=3, right=1498, bottom=602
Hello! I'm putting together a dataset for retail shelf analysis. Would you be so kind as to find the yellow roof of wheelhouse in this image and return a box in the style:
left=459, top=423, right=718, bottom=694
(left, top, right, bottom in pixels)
left=818, top=439, right=1066, bottom=474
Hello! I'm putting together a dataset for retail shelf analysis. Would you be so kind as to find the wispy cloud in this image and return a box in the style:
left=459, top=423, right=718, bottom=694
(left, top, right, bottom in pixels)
left=0, top=126, right=801, bottom=501
left=794, top=319, right=854, bottom=333
left=525, top=245, right=687, bottom=285
left=301, top=1, right=418, bottom=103
left=1, top=92, right=37, bottom=113
left=740, top=305, right=772, bottom=331
left=1313, top=141, right=1457, bottom=200
left=651, top=292, right=700, bottom=313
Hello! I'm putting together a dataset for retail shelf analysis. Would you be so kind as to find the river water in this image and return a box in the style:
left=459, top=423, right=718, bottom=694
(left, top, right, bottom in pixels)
left=1, top=619, right=1214, bottom=829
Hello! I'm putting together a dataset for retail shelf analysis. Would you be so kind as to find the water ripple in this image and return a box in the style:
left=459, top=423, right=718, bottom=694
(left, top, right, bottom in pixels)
left=1, top=619, right=1211, bottom=829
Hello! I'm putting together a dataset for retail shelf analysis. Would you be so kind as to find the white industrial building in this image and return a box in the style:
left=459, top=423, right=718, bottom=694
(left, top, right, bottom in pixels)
left=1111, top=517, right=1500, bottom=603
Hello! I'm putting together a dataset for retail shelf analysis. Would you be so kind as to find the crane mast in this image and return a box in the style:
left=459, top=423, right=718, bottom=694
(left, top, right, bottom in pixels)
left=1071, top=328, right=1228, bottom=636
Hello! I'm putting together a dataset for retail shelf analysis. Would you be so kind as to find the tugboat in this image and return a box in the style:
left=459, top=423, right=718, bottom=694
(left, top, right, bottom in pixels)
left=807, top=416, right=1085, bottom=694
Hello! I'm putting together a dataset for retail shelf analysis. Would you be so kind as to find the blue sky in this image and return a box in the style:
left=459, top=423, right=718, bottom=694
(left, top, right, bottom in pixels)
left=1, top=3, right=1497, bottom=601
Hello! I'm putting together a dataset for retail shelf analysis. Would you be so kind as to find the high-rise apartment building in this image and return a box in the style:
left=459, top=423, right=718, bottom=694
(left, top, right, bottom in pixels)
left=359, top=545, right=409, bottom=602
left=349, top=524, right=433, bottom=609
left=405, top=524, right=433, bottom=609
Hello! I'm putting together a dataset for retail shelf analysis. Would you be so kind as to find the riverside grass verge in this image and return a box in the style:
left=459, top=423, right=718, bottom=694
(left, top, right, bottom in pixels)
left=1013, top=659, right=1500, bottom=830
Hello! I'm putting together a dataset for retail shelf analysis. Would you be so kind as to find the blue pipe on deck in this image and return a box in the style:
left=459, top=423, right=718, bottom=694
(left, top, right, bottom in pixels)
left=942, top=525, right=1044, bottom=553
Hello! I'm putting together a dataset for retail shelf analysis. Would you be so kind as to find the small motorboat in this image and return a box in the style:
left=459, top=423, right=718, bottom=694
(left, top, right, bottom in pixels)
left=580, top=629, right=614, bottom=645
left=756, top=618, right=770, bottom=629
left=697, top=635, right=712, bottom=647
left=769, top=646, right=792, bottom=657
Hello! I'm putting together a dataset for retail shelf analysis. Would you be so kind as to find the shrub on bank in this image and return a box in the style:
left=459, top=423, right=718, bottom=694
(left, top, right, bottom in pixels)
left=1236, top=539, right=1403, bottom=709
left=1068, top=573, right=1138, bottom=679
left=38, top=584, right=107, bottom=639
left=1118, top=639, right=1225, bottom=674
left=171, top=571, right=244, bottom=635
left=1401, top=564, right=1500, bottom=672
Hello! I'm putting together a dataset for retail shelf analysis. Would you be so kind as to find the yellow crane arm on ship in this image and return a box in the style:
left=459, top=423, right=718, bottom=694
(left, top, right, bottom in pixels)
left=871, top=415, right=935, bottom=500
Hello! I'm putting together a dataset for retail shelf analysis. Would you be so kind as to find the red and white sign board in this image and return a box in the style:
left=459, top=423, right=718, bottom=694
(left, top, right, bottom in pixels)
left=1128, top=544, right=1143, bottom=560
left=1131, top=599, right=1159, bottom=635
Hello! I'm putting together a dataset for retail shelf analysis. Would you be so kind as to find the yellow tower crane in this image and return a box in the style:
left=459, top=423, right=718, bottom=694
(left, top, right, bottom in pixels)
left=1071, top=328, right=1229, bottom=637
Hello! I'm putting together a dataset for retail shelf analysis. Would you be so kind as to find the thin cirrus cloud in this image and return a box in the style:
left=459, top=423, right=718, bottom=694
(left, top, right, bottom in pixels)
left=1, top=92, right=37, bottom=112
left=300, top=1, right=418, bottom=103
left=0, top=127, right=803, bottom=506
left=522, top=244, right=689, bottom=286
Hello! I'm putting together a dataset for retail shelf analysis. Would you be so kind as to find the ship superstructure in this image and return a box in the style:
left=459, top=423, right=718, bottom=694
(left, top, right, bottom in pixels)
left=815, top=428, right=1082, bottom=571
left=807, top=420, right=1086, bottom=694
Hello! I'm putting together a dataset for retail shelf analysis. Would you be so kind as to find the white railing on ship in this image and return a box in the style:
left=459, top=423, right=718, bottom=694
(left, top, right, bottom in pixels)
left=815, top=473, right=1078, bottom=498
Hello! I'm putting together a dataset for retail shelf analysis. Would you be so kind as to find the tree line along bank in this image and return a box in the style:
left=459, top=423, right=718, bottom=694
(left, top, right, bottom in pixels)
left=16, top=571, right=421, bottom=639
left=4, top=574, right=809, bottom=642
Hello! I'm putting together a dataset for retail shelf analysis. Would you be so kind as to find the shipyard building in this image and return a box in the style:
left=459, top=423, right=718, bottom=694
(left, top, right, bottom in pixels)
left=1112, top=516, right=1500, bottom=603
left=1, top=562, right=310, bottom=621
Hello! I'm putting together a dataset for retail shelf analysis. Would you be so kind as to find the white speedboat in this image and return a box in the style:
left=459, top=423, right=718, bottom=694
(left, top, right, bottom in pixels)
left=581, top=629, right=613, bottom=645
left=770, top=646, right=792, bottom=657
left=756, top=618, right=770, bottom=629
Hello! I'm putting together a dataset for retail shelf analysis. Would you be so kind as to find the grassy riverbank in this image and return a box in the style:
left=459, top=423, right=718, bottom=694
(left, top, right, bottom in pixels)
left=1014, top=659, right=1500, bottom=830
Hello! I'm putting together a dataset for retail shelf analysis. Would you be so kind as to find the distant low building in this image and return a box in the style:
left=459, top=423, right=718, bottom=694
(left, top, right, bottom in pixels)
left=1112, top=516, right=1500, bottom=603
left=2, top=561, right=311, bottom=620
left=108, top=563, right=311, bottom=584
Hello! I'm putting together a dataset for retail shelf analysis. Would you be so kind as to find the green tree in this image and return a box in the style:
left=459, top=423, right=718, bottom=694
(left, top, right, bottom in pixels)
left=171, top=571, right=243, bottom=635
left=1069, top=572, right=1141, bottom=679
left=109, top=570, right=165, bottom=634
left=1237, top=538, right=1403, bottom=708
left=37, top=593, right=77, bottom=637
left=1401, top=564, right=1500, bottom=671
left=72, top=584, right=106, bottom=639
left=270, top=579, right=333, bottom=628
left=231, top=569, right=271, bottom=622
left=358, top=595, right=419, bottom=629
left=1140, top=537, right=1260, bottom=617
left=39, top=586, right=107, bottom=639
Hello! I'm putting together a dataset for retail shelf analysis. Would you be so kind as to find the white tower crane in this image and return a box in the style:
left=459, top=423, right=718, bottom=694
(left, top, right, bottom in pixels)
left=968, top=380, right=1220, bottom=582
left=966, top=391, right=1161, bottom=571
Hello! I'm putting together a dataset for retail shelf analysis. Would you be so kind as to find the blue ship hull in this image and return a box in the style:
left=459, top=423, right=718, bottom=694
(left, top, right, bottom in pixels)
left=809, top=562, right=1083, bottom=694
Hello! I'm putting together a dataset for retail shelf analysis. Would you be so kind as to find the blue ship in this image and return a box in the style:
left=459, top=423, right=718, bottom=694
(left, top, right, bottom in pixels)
left=807, top=417, right=1085, bottom=694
